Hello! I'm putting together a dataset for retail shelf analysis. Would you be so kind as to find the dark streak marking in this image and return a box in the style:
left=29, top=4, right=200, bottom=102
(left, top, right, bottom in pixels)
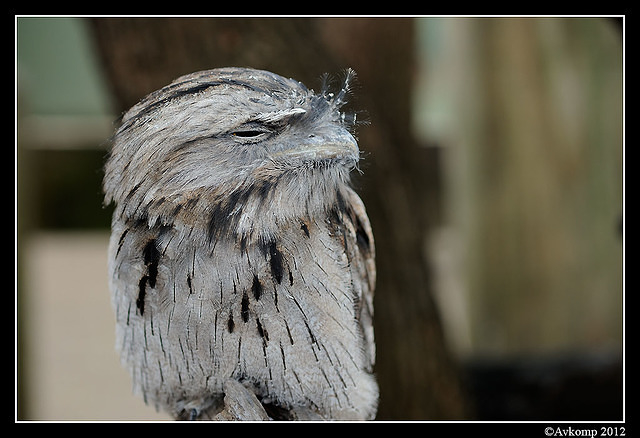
left=255, top=180, right=272, bottom=202
left=143, top=240, right=161, bottom=288
left=152, top=196, right=166, bottom=210
left=321, top=369, right=341, bottom=403
left=172, top=281, right=177, bottom=303
left=303, top=320, right=317, bottom=345
left=262, top=341, right=269, bottom=371
left=292, top=370, right=302, bottom=387
left=186, top=308, right=192, bottom=343
left=336, top=369, right=348, bottom=390
left=335, top=189, right=348, bottom=216
left=260, top=239, right=284, bottom=285
left=239, top=234, right=248, bottom=254
left=116, top=229, right=129, bottom=257
left=300, top=221, right=310, bottom=238
left=158, top=330, right=165, bottom=354
left=184, top=197, right=199, bottom=209
left=355, top=216, right=371, bottom=254
left=291, top=295, right=309, bottom=319
left=273, top=286, right=279, bottom=310
left=172, top=203, right=183, bottom=216
left=241, top=291, right=250, bottom=322
left=157, top=359, right=164, bottom=383
left=123, top=182, right=143, bottom=206
left=252, top=275, right=263, bottom=300
left=256, top=318, right=269, bottom=341
left=167, top=307, right=173, bottom=332
left=269, top=242, right=284, bottom=284
left=137, top=276, right=148, bottom=315
left=143, top=318, right=149, bottom=348
left=213, top=311, right=219, bottom=345
left=207, top=200, right=236, bottom=244
left=207, top=188, right=253, bottom=244
left=186, top=274, right=193, bottom=294
left=119, top=83, right=218, bottom=133
left=288, top=270, right=294, bottom=286
left=227, top=312, right=235, bottom=333
left=137, top=239, right=162, bottom=316
left=284, top=321, right=294, bottom=345
left=119, top=77, right=272, bottom=135
left=279, top=343, right=287, bottom=370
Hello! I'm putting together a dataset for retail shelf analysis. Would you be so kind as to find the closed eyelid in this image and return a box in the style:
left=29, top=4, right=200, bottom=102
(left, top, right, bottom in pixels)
left=232, top=129, right=270, bottom=138
left=229, top=107, right=307, bottom=141
left=229, top=123, right=273, bottom=143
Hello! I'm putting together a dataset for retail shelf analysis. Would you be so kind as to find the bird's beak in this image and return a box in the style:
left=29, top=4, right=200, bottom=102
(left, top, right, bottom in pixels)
left=287, top=127, right=360, bottom=163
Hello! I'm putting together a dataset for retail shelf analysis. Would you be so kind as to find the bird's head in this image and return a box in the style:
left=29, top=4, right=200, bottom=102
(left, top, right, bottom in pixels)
left=104, top=67, right=364, bottom=242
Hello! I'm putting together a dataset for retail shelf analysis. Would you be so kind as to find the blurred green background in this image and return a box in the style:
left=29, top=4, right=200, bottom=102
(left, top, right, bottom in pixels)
left=16, top=16, right=623, bottom=421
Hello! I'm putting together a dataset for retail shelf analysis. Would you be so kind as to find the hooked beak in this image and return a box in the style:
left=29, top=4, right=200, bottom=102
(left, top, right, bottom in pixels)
left=282, top=127, right=360, bottom=164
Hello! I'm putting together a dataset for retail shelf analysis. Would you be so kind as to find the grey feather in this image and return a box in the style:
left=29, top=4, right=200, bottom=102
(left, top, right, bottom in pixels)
left=104, top=67, right=377, bottom=420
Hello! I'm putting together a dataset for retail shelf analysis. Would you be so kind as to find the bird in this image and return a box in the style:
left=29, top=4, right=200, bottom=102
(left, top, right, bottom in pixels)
left=103, top=67, right=378, bottom=420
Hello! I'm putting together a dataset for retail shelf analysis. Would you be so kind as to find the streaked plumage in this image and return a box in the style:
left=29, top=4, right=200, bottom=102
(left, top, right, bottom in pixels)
left=104, top=67, right=377, bottom=420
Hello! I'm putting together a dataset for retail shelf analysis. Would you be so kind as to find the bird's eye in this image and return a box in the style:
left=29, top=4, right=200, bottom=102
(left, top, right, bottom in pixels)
left=233, top=130, right=267, bottom=138
left=230, top=125, right=272, bottom=143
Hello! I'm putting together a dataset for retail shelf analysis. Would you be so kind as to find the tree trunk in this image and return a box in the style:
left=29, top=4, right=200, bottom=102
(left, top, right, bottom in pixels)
left=89, top=16, right=468, bottom=420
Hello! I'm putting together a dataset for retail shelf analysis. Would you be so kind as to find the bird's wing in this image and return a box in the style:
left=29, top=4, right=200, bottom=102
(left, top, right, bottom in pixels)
left=342, top=187, right=376, bottom=370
